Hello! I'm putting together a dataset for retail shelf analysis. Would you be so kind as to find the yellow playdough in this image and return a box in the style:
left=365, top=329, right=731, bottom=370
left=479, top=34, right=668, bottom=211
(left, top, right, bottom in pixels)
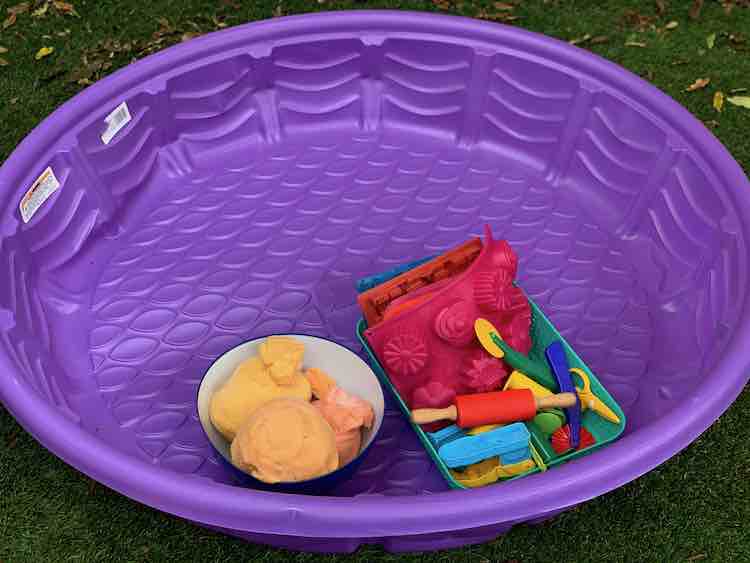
left=259, top=336, right=305, bottom=385
left=231, top=398, right=339, bottom=483
left=209, top=355, right=311, bottom=441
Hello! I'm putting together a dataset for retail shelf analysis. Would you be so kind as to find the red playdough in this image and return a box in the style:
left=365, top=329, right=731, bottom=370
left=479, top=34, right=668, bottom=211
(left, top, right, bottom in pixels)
left=363, top=226, right=532, bottom=426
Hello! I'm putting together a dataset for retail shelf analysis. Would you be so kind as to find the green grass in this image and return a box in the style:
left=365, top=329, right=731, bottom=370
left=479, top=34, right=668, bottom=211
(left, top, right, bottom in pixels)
left=1, top=1, right=749, bottom=561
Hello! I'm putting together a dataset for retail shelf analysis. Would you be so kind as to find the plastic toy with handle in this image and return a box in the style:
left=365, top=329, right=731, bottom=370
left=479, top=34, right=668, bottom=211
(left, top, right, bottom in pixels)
left=570, top=367, right=621, bottom=424
left=474, top=318, right=557, bottom=390
left=411, top=388, right=577, bottom=427
left=544, top=341, right=581, bottom=449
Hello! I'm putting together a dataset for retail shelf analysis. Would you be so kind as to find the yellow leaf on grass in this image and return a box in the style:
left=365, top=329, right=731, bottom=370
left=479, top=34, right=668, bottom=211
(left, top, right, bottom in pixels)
left=665, top=20, right=679, bottom=30
left=707, top=33, right=716, bottom=49
left=0, top=46, right=7, bottom=54
left=686, top=78, right=710, bottom=91
left=35, top=46, right=54, bottom=60
left=713, top=91, right=725, bottom=112
left=32, top=3, right=49, bottom=17
left=727, top=95, right=750, bottom=109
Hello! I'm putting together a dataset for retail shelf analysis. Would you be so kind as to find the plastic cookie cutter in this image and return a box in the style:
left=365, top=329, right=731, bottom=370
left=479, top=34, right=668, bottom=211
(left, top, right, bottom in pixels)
left=569, top=368, right=621, bottom=424
left=475, top=318, right=557, bottom=390
left=544, top=341, right=581, bottom=450
left=437, top=422, right=531, bottom=468
left=355, top=255, right=437, bottom=294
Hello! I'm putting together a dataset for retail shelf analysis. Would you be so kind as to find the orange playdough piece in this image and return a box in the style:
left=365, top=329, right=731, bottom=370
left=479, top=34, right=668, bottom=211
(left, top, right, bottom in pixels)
left=334, top=428, right=363, bottom=467
left=314, top=387, right=374, bottom=467
left=231, top=398, right=339, bottom=483
left=304, top=367, right=338, bottom=399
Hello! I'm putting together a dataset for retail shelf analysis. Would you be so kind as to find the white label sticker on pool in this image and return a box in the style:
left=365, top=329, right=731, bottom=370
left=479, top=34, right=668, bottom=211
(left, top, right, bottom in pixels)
left=101, top=101, right=132, bottom=145
left=19, top=166, right=60, bottom=223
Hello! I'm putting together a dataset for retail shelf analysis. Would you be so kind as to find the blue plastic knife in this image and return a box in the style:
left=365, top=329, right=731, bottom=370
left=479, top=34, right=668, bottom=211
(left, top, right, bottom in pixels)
left=545, top=341, right=581, bottom=449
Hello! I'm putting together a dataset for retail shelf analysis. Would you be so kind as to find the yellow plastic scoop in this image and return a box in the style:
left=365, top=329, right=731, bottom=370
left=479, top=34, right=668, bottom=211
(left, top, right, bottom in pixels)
left=474, top=318, right=504, bottom=358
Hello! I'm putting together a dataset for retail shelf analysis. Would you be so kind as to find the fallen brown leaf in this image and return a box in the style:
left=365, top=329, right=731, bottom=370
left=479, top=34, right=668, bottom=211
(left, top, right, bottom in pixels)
left=493, top=2, right=515, bottom=9
left=689, top=0, right=704, bottom=20
left=0, top=57, right=8, bottom=66
left=590, top=35, right=609, bottom=44
left=181, top=32, right=202, bottom=42
left=10, top=97, right=19, bottom=104
left=623, top=9, right=654, bottom=31
left=686, top=77, right=710, bottom=91
left=3, top=14, right=17, bottom=29
left=478, top=9, right=519, bottom=22
left=655, top=0, right=667, bottom=15
left=704, top=119, right=719, bottom=128
left=0, top=46, right=7, bottom=54
left=569, top=34, right=591, bottom=46
left=722, top=0, right=733, bottom=15
left=713, top=91, right=725, bottom=112
left=665, top=20, right=679, bottom=30
left=35, top=46, right=54, bottom=60
left=8, top=2, right=30, bottom=16
left=53, top=1, right=78, bottom=16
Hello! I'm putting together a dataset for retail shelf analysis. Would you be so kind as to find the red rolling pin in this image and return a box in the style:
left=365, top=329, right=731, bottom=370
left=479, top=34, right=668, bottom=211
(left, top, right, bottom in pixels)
left=410, top=388, right=577, bottom=428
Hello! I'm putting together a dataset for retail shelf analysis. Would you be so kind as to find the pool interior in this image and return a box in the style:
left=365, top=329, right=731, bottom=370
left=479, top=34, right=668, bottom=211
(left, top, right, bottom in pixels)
left=0, top=34, right=746, bottom=497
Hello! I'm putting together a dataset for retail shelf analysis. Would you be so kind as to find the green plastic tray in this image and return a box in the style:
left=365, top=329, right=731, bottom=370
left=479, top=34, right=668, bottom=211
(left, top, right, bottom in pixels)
left=356, top=294, right=627, bottom=490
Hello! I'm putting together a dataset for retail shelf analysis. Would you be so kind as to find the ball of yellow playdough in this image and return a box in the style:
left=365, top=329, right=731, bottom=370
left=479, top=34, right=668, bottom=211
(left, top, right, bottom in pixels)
left=230, top=398, right=339, bottom=483
left=209, top=356, right=311, bottom=442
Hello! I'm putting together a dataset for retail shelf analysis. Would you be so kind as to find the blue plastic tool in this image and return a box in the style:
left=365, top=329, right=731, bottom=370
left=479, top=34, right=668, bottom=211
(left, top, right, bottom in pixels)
left=545, top=341, right=581, bottom=449
left=437, top=423, right=531, bottom=468
left=426, top=424, right=466, bottom=449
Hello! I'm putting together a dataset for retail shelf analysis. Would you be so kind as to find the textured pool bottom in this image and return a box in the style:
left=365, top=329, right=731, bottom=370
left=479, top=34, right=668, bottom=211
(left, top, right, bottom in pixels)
left=61, top=127, right=647, bottom=493
left=1, top=11, right=748, bottom=553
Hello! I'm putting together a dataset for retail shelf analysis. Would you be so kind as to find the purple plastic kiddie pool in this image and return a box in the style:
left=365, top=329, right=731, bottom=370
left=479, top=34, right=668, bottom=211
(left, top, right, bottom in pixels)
left=1, top=10, right=749, bottom=553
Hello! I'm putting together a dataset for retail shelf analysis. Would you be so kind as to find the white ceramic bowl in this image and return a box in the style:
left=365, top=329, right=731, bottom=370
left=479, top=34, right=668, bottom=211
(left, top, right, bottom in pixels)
left=197, top=334, right=385, bottom=493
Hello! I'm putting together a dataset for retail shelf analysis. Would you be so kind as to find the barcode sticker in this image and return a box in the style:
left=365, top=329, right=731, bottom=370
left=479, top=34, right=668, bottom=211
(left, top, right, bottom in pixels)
left=100, top=101, right=132, bottom=145
left=20, top=167, right=60, bottom=223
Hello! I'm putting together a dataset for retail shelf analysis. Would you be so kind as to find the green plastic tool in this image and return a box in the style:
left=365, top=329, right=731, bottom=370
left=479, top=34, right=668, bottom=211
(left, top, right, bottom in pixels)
left=474, top=318, right=558, bottom=390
